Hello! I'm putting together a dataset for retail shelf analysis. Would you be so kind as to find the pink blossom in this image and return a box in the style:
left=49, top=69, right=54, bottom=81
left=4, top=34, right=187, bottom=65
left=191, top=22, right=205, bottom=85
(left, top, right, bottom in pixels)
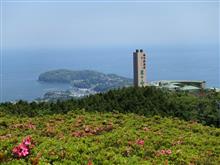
left=12, top=143, right=29, bottom=157
left=136, top=139, right=144, bottom=146
left=20, top=144, right=29, bottom=156
left=160, top=149, right=166, bottom=155
left=22, top=136, right=31, bottom=146
left=12, top=136, right=32, bottom=158
left=158, top=149, right=172, bottom=156
left=166, top=149, right=172, bottom=155
left=12, top=146, right=19, bottom=154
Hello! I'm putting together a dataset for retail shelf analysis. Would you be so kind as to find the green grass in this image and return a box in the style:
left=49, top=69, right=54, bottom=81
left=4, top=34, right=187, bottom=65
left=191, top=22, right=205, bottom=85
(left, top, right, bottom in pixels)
left=0, top=110, right=220, bottom=164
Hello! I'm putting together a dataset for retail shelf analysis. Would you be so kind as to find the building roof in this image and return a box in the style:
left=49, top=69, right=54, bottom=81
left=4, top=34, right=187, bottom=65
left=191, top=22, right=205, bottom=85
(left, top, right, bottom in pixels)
left=181, top=86, right=200, bottom=91
left=163, top=84, right=180, bottom=89
left=156, top=80, right=205, bottom=83
left=149, top=80, right=206, bottom=92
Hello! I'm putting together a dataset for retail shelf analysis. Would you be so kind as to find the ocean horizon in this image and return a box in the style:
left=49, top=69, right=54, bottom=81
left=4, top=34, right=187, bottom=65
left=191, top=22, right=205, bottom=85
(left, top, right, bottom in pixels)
left=1, top=46, right=219, bottom=102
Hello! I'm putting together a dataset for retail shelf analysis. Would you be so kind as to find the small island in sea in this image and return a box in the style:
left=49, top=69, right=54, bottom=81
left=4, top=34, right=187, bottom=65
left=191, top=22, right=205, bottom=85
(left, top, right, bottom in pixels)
left=38, top=69, right=132, bottom=101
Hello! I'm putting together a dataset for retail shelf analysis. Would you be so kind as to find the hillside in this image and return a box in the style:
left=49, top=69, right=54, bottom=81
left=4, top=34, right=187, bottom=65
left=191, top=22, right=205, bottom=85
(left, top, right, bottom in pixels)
left=38, top=69, right=132, bottom=92
left=0, top=110, right=220, bottom=164
left=2, top=87, right=220, bottom=127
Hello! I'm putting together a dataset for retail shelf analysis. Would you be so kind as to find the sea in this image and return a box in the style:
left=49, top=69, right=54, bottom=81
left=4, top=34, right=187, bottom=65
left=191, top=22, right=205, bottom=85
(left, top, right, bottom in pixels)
left=1, top=46, right=219, bottom=103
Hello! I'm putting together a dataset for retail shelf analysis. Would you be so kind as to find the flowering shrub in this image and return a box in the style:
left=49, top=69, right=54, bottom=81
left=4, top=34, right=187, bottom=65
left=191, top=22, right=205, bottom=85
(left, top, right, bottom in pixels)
left=136, top=139, right=145, bottom=146
left=156, top=149, right=172, bottom=156
left=0, top=111, right=219, bottom=164
left=22, top=136, right=32, bottom=146
left=166, top=149, right=172, bottom=155
left=160, top=149, right=166, bottom=155
left=72, top=124, right=114, bottom=138
left=12, top=143, right=29, bottom=157
left=12, top=136, right=32, bottom=158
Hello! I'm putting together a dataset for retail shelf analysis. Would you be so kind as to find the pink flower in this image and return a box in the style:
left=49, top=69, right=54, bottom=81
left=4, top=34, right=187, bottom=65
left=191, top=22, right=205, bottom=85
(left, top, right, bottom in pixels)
left=22, top=136, right=31, bottom=146
left=160, top=149, right=166, bottom=155
left=166, top=149, right=172, bottom=155
left=136, top=139, right=144, bottom=146
left=12, top=143, right=29, bottom=157
left=12, top=136, right=32, bottom=158
left=20, top=144, right=29, bottom=156
left=158, top=149, right=172, bottom=156
left=12, top=146, right=19, bottom=154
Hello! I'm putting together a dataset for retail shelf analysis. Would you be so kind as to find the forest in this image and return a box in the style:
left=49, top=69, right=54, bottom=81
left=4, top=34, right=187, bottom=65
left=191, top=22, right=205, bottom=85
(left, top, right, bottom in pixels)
left=1, top=86, right=220, bottom=127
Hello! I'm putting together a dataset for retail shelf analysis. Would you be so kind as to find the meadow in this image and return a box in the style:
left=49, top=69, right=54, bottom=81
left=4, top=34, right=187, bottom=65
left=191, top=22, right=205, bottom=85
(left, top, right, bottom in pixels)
left=1, top=110, right=220, bottom=164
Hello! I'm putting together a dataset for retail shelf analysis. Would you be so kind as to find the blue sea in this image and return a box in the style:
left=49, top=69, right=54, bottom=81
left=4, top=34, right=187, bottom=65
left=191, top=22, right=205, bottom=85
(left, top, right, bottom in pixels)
left=1, top=46, right=219, bottom=102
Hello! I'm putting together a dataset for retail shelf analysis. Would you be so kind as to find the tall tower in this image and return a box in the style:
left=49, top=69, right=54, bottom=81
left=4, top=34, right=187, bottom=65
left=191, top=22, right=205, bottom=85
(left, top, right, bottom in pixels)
left=133, top=49, right=146, bottom=87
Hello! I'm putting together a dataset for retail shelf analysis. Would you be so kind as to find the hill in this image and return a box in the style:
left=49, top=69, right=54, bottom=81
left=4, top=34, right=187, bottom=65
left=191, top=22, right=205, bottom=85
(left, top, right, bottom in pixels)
left=1, top=87, right=220, bottom=127
left=38, top=69, right=132, bottom=92
left=0, top=110, right=220, bottom=164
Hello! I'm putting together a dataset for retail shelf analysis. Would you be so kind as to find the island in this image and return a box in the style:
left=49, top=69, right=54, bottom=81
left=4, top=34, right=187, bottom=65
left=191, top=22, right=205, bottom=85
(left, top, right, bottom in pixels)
left=38, top=69, right=133, bottom=101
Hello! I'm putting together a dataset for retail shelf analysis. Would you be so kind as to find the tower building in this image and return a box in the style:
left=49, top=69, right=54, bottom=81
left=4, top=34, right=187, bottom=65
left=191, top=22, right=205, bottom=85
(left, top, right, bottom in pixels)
left=133, top=49, right=146, bottom=87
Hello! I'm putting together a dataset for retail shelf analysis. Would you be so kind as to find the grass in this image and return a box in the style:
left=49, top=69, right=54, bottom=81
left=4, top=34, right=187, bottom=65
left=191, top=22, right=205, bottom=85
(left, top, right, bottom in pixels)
left=0, top=110, right=220, bottom=164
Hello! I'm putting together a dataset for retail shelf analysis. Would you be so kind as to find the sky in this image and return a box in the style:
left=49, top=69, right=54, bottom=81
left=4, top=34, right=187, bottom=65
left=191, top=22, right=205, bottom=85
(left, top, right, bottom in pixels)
left=1, top=1, right=219, bottom=49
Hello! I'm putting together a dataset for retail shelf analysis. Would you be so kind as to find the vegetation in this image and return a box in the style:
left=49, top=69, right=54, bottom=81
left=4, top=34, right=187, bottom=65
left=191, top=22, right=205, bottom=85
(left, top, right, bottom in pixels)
left=0, top=87, right=220, bottom=164
left=1, top=110, right=220, bottom=164
left=38, top=69, right=132, bottom=92
left=1, top=87, right=220, bottom=127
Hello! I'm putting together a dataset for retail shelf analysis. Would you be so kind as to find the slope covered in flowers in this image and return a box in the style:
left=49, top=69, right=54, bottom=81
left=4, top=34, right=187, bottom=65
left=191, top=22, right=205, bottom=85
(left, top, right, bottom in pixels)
left=0, top=110, right=220, bottom=164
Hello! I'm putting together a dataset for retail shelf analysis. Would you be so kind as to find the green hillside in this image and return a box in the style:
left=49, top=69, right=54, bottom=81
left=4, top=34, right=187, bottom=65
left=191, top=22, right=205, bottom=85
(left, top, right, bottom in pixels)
left=38, top=69, right=132, bottom=92
left=0, top=110, right=220, bottom=164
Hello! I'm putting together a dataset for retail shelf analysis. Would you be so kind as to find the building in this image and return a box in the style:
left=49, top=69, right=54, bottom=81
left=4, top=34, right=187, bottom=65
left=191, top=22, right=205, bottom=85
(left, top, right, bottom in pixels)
left=132, top=49, right=209, bottom=92
left=149, top=80, right=206, bottom=91
left=133, top=49, right=146, bottom=87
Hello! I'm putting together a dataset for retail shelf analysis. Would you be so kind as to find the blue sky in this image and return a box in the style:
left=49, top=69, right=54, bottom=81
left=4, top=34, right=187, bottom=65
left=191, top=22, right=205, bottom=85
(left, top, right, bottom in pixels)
left=1, top=1, right=219, bottom=49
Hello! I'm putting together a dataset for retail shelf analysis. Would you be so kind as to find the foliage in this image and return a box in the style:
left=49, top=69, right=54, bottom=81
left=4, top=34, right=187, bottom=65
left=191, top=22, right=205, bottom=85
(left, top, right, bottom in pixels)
left=1, top=86, right=219, bottom=127
left=0, top=110, right=220, bottom=164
